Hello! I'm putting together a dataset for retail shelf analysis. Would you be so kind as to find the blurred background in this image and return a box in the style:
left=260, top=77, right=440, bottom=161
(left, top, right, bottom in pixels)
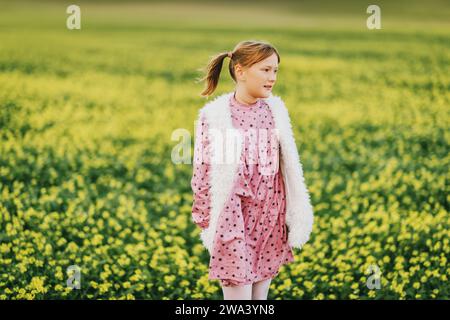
left=0, top=0, right=448, bottom=299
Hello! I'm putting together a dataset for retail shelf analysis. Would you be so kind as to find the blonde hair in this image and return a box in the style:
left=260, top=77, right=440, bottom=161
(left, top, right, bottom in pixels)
left=197, top=40, right=281, bottom=97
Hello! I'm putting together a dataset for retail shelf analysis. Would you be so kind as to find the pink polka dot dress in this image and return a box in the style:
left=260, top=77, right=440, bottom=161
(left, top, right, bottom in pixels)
left=191, top=92, right=294, bottom=287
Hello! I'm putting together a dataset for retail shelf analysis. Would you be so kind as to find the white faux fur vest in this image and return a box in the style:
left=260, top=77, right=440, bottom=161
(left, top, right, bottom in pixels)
left=196, top=91, right=314, bottom=254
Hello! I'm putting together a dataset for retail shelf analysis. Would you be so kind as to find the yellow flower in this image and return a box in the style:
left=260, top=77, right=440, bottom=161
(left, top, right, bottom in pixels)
left=54, top=284, right=64, bottom=291
left=314, top=293, right=325, bottom=300
left=180, top=280, right=190, bottom=287
left=91, top=234, right=104, bottom=246
left=29, top=276, right=47, bottom=294
left=118, top=255, right=130, bottom=267
left=98, top=283, right=112, bottom=294
left=164, top=275, right=176, bottom=284
left=67, top=242, right=78, bottom=253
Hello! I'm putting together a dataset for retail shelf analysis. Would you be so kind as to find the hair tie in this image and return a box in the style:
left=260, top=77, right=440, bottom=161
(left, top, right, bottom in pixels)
left=227, top=51, right=233, bottom=58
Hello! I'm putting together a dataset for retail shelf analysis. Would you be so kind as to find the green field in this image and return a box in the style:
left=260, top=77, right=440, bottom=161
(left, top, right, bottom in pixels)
left=0, top=0, right=449, bottom=299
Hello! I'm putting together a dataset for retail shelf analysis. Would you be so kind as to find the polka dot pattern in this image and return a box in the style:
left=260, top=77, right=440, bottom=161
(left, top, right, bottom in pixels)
left=191, top=92, right=294, bottom=287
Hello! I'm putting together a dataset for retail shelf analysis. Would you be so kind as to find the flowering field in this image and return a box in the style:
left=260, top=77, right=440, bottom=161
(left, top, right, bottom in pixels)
left=0, top=1, right=449, bottom=299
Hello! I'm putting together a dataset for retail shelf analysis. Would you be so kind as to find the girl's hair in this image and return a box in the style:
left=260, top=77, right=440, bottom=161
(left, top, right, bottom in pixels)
left=197, top=40, right=281, bottom=97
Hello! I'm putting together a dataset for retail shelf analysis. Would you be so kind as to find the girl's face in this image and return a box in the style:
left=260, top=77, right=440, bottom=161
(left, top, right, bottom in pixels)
left=235, top=53, right=279, bottom=99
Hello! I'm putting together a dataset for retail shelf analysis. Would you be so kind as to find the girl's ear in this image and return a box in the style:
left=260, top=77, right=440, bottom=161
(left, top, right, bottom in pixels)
left=235, top=64, right=246, bottom=82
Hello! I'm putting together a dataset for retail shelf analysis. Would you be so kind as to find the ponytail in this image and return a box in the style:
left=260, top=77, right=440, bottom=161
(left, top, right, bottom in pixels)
left=197, top=52, right=230, bottom=97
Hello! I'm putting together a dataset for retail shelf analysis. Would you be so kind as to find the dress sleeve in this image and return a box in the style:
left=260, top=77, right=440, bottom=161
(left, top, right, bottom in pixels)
left=190, top=113, right=211, bottom=229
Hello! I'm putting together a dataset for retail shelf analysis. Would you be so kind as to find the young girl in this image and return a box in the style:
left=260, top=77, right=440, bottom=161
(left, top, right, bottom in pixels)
left=191, top=40, right=314, bottom=300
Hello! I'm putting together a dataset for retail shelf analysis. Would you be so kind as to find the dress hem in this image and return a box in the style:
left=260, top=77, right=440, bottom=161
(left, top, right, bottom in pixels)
left=208, top=253, right=295, bottom=287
